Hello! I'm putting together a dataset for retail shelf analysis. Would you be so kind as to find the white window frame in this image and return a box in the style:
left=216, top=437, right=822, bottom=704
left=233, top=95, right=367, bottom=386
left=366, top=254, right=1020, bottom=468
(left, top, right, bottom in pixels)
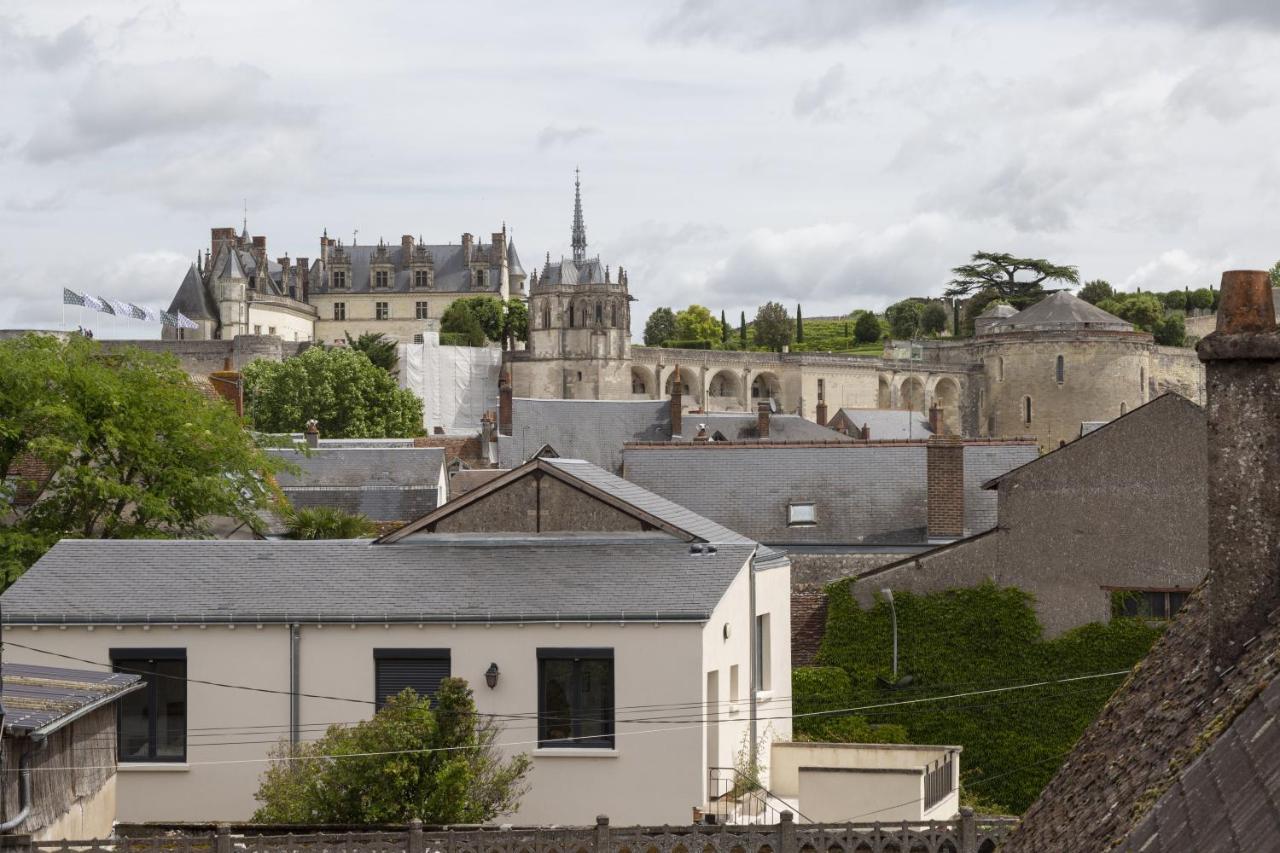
left=788, top=502, right=817, bottom=526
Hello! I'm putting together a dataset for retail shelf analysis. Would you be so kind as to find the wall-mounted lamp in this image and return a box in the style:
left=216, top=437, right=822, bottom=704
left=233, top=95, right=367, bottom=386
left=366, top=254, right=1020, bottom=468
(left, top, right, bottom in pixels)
left=485, top=662, right=500, bottom=689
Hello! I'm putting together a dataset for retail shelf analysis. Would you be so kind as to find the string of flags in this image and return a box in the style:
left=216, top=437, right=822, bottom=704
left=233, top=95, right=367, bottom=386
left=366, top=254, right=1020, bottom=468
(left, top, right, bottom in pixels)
left=62, top=288, right=198, bottom=329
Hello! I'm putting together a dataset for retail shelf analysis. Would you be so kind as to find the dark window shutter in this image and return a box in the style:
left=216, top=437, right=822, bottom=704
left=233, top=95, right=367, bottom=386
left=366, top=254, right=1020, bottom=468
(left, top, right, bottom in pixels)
left=374, top=652, right=450, bottom=709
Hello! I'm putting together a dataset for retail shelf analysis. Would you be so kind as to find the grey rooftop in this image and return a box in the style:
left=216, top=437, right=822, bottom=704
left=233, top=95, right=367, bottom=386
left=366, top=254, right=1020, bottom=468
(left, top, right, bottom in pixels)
left=1, top=663, right=142, bottom=737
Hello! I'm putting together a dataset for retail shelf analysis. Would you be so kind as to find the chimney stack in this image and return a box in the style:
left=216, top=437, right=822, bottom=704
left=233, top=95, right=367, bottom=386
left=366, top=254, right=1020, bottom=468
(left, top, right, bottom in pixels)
left=926, top=435, right=965, bottom=542
left=670, top=366, right=683, bottom=438
left=461, top=233, right=474, bottom=262
left=816, top=400, right=828, bottom=427
left=498, top=363, right=513, bottom=436
left=304, top=419, right=320, bottom=449
left=401, top=235, right=414, bottom=257
left=862, top=423, right=871, bottom=441
left=757, top=402, right=771, bottom=439
left=928, top=403, right=944, bottom=435
left=209, top=358, right=243, bottom=417
left=1198, top=269, right=1280, bottom=672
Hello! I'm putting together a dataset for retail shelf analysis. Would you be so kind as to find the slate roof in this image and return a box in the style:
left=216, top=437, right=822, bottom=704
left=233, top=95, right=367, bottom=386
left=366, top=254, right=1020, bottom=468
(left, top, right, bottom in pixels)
left=167, top=263, right=218, bottom=320
left=310, top=239, right=515, bottom=296
left=830, top=408, right=935, bottom=440
left=977, top=303, right=1019, bottom=319
left=507, top=241, right=525, bottom=277
left=698, top=413, right=855, bottom=443
left=623, top=441, right=1038, bottom=546
left=537, top=256, right=607, bottom=287
left=267, top=447, right=445, bottom=522
left=1, top=663, right=142, bottom=736
left=992, top=290, right=1133, bottom=333
left=0, top=538, right=752, bottom=623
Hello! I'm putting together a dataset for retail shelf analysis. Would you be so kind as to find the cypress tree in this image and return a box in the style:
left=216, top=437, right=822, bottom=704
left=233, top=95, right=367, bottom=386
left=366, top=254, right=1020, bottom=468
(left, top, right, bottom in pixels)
left=740, top=311, right=747, bottom=348
left=796, top=304, right=804, bottom=343
left=721, top=309, right=729, bottom=344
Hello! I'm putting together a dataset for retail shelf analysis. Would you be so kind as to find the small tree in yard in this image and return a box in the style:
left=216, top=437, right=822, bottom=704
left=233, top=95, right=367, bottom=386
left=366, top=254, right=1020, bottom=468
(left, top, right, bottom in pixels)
left=754, top=301, right=793, bottom=351
left=885, top=300, right=923, bottom=339
left=854, top=311, right=882, bottom=344
left=440, top=301, right=487, bottom=347
left=344, top=332, right=398, bottom=373
left=253, top=680, right=531, bottom=824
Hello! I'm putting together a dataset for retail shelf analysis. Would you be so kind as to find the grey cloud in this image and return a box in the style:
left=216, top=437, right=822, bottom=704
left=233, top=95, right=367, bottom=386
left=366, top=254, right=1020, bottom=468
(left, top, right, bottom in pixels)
left=652, top=0, right=944, bottom=48
left=1066, top=0, right=1280, bottom=28
left=1167, top=65, right=1270, bottom=122
left=536, top=124, right=600, bottom=150
left=793, top=64, right=850, bottom=120
left=0, top=17, right=95, bottom=70
left=4, top=190, right=70, bottom=214
left=25, top=58, right=271, bottom=163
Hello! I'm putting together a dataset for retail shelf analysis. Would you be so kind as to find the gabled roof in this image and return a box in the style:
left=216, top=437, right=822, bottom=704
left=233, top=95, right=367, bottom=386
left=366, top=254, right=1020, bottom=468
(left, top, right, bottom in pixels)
left=830, top=408, right=935, bottom=441
left=267, top=446, right=446, bottom=523
left=538, top=256, right=607, bottom=287
left=992, top=290, right=1132, bottom=333
left=312, top=239, right=509, bottom=295
left=218, top=246, right=247, bottom=280
left=1, top=663, right=142, bottom=737
left=499, top=398, right=671, bottom=473
left=167, top=263, right=217, bottom=320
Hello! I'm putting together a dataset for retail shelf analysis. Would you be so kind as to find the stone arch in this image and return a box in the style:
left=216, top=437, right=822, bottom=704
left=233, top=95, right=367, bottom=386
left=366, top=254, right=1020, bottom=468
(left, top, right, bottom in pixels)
left=631, top=365, right=653, bottom=397
left=707, top=369, right=744, bottom=411
left=877, top=375, right=892, bottom=408
left=933, top=377, right=961, bottom=434
left=898, top=376, right=925, bottom=412
left=664, top=368, right=700, bottom=405
left=750, top=371, right=781, bottom=404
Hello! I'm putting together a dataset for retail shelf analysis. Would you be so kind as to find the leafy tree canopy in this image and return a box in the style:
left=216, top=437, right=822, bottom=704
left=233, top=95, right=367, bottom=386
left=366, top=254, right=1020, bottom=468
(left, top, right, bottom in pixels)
left=1077, top=280, right=1114, bottom=305
left=853, top=311, right=882, bottom=344
left=946, top=252, right=1080, bottom=303
left=1188, top=288, right=1214, bottom=311
left=0, top=334, right=282, bottom=586
left=674, top=304, right=721, bottom=343
left=885, top=300, right=924, bottom=340
left=1270, top=260, right=1280, bottom=290
left=283, top=506, right=377, bottom=540
left=754, top=301, right=794, bottom=351
left=502, top=299, right=529, bottom=346
left=1153, top=313, right=1187, bottom=347
left=643, top=307, right=677, bottom=346
left=344, top=332, right=397, bottom=373
left=1161, top=290, right=1187, bottom=311
left=244, top=346, right=423, bottom=439
left=440, top=301, right=487, bottom=347
left=920, top=302, right=949, bottom=336
left=455, top=297, right=505, bottom=342
left=253, top=680, right=531, bottom=824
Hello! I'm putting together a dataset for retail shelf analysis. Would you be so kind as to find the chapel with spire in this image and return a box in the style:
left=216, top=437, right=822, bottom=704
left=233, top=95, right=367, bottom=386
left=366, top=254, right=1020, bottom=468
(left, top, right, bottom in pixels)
left=520, top=170, right=634, bottom=399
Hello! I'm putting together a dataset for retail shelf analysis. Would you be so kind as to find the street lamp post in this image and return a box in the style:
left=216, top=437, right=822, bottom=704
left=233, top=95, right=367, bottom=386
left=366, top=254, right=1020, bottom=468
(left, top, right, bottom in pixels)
left=882, top=588, right=898, bottom=682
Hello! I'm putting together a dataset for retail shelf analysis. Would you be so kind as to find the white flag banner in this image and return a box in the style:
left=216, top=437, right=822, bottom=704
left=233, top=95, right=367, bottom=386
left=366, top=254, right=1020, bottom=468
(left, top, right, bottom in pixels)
left=175, top=312, right=198, bottom=330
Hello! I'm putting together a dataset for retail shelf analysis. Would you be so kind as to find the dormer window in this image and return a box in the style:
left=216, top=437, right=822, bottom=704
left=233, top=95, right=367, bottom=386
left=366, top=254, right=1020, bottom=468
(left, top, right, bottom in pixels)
left=374, top=270, right=390, bottom=289
left=475, top=269, right=485, bottom=289
left=414, top=269, right=431, bottom=289
left=332, top=270, right=347, bottom=290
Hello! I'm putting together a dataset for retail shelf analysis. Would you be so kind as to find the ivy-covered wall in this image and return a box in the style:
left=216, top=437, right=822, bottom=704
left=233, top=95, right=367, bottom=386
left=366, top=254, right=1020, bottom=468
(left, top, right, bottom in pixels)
left=796, top=581, right=1162, bottom=814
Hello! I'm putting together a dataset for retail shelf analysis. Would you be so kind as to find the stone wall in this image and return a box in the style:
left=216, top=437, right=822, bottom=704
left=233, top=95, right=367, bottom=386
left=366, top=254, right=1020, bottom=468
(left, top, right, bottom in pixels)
left=100, top=335, right=305, bottom=375
left=788, top=551, right=911, bottom=592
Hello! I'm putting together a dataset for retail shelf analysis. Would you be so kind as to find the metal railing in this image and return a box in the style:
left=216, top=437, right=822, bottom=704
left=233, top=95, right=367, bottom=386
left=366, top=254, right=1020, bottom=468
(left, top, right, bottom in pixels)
left=705, top=766, right=811, bottom=825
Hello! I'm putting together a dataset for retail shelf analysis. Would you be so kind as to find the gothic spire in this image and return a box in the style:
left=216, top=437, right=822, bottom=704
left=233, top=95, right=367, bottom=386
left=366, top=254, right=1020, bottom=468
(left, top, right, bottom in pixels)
left=571, top=167, right=586, bottom=263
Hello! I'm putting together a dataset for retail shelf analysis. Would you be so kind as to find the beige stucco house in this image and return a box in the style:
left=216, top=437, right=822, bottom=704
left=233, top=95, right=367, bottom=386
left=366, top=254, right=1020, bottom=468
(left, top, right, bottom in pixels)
left=1, top=458, right=791, bottom=826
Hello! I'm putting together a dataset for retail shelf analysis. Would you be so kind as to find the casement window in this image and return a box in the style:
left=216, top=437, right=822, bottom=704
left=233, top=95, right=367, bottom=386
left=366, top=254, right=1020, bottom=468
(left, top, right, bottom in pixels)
left=730, top=664, right=740, bottom=702
left=538, top=648, right=614, bottom=748
left=788, top=502, right=817, bottom=526
left=416, top=301, right=429, bottom=320
left=333, top=302, right=346, bottom=321
left=374, top=649, right=451, bottom=709
left=253, top=325, right=262, bottom=335
left=374, top=270, right=390, bottom=289
left=1056, top=355, right=1065, bottom=384
left=268, top=326, right=277, bottom=336
left=755, top=614, right=772, bottom=692
left=376, top=302, right=389, bottom=321
left=475, top=270, right=485, bottom=289
left=1112, top=590, right=1189, bottom=620
left=414, top=270, right=431, bottom=289
left=332, top=270, right=347, bottom=290
left=111, top=649, right=187, bottom=763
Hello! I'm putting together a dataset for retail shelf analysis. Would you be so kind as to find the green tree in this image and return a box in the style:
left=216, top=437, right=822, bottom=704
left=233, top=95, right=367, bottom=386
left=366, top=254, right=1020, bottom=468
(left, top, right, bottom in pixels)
left=440, top=301, right=487, bottom=347
left=920, top=302, right=948, bottom=336
left=456, top=297, right=505, bottom=342
left=0, top=334, right=282, bottom=586
left=739, top=311, right=748, bottom=348
left=1153, top=314, right=1187, bottom=347
left=283, top=506, right=377, bottom=540
left=1078, top=280, right=1114, bottom=305
left=754, top=301, right=793, bottom=351
left=244, top=346, right=424, bottom=439
left=1161, top=290, right=1187, bottom=311
left=1188, top=288, right=1214, bottom=311
left=674, top=304, right=721, bottom=343
left=720, top=309, right=730, bottom=344
left=253, top=680, right=531, bottom=823
left=1115, top=293, right=1164, bottom=331
left=643, top=307, right=677, bottom=346
left=344, top=332, right=397, bottom=373
left=1270, top=260, right=1280, bottom=290
left=796, top=304, right=804, bottom=343
left=885, top=300, right=924, bottom=339
left=946, top=252, right=1080, bottom=305
left=853, top=311, right=882, bottom=344
left=502, top=299, right=529, bottom=348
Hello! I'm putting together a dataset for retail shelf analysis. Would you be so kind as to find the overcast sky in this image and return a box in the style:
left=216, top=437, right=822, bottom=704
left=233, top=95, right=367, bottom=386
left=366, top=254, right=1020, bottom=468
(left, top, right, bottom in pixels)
left=3, top=0, right=1280, bottom=339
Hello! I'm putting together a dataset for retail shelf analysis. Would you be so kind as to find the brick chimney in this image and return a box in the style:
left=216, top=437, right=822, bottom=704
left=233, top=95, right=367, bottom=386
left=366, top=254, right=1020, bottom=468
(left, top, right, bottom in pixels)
left=928, top=403, right=944, bottom=435
left=211, top=227, right=236, bottom=260
left=401, top=234, right=414, bottom=257
left=926, top=435, right=965, bottom=542
left=296, top=258, right=309, bottom=301
left=208, top=357, right=243, bottom=417
left=304, top=419, right=320, bottom=449
left=862, top=423, right=871, bottom=440
left=499, top=363, right=513, bottom=437
left=670, top=366, right=683, bottom=438
left=461, top=233, right=474, bottom=263
left=757, top=402, right=771, bottom=438
left=1198, top=269, right=1280, bottom=672
left=816, top=400, right=828, bottom=427
left=252, top=235, right=267, bottom=268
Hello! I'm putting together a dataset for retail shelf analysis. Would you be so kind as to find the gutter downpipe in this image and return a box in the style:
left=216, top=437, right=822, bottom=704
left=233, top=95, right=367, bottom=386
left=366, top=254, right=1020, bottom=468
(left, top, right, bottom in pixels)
left=289, top=624, right=301, bottom=748
left=748, top=546, right=759, bottom=774
left=0, top=736, right=45, bottom=833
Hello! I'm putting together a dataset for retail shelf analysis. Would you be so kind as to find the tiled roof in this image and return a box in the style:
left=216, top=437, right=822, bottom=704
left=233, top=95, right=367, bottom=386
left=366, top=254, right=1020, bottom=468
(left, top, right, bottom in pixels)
left=830, top=408, right=935, bottom=440
left=1, top=663, right=142, bottom=736
left=698, top=413, right=855, bottom=443
left=268, top=446, right=445, bottom=522
left=167, top=263, right=218, bottom=320
left=0, top=537, right=753, bottom=623
left=623, top=442, right=1038, bottom=546
left=499, top=399, right=671, bottom=473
